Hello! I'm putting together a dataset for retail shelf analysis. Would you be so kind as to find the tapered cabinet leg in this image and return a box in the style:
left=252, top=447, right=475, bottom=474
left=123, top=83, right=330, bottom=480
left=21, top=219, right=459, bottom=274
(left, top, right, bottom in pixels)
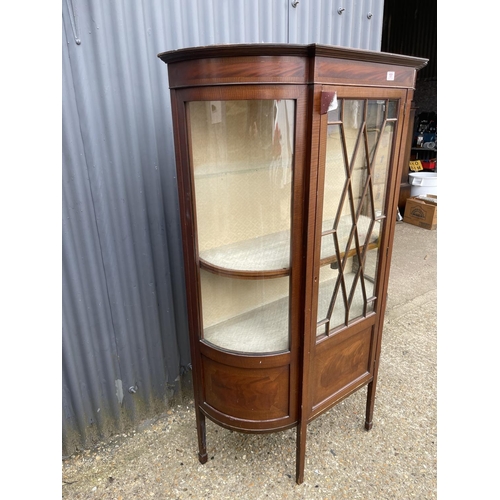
left=365, top=381, right=375, bottom=431
left=295, top=421, right=307, bottom=484
left=196, top=407, right=208, bottom=464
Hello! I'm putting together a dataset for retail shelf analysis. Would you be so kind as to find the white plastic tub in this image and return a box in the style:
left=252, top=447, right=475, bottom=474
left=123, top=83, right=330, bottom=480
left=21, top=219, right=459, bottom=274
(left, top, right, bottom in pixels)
left=409, top=172, right=437, bottom=197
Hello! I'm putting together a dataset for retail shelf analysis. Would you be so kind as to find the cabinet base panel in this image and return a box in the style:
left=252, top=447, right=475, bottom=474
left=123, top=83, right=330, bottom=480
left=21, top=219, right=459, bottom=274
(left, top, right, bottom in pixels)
left=200, top=405, right=298, bottom=434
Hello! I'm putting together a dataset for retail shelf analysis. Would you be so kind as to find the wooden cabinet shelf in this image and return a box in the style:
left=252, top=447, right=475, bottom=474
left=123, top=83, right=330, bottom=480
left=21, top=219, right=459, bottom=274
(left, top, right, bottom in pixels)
left=199, top=229, right=291, bottom=277
left=158, top=43, right=427, bottom=484
left=202, top=270, right=374, bottom=354
left=199, top=214, right=378, bottom=277
left=203, top=292, right=289, bottom=353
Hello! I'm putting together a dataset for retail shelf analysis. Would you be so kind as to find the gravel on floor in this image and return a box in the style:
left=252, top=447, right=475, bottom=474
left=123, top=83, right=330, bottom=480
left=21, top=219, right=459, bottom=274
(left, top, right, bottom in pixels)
left=62, top=222, right=437, bottom=499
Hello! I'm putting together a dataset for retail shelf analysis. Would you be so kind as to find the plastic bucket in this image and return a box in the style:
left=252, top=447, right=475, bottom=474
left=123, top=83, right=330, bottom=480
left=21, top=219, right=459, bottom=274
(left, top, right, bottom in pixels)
left=409, top=172, right=437, bottom=197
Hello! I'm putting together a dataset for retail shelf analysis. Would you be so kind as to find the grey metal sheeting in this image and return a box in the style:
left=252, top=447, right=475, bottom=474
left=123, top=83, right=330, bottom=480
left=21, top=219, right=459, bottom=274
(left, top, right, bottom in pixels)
left=62, top=0, right=383, bottom=455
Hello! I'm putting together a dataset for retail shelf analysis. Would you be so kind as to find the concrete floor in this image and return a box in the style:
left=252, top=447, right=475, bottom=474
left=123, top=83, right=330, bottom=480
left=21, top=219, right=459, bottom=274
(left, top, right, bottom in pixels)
left=62, top=220, right=437, bottom=499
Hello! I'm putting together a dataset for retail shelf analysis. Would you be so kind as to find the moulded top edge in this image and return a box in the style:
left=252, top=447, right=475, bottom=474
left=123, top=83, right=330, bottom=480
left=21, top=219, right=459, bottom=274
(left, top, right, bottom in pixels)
left=157, top=43, right=428, bottom=70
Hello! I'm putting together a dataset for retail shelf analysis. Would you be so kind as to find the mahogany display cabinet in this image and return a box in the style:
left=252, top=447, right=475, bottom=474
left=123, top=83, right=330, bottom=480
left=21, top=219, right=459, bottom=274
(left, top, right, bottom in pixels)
left=158, top=43, right=427, bottom=484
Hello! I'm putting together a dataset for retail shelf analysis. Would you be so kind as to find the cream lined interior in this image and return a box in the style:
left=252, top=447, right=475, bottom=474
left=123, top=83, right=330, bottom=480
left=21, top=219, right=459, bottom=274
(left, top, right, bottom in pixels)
left=190, top=100, right=294, bottom=253
left=187, top=99, right=393, bottom=353
left=189, top=100, right=294, bottom=353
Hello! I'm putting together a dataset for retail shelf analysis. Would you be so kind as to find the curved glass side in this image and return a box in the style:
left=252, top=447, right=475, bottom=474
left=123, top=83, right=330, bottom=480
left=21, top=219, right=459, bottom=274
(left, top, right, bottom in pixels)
left=187, top=99, right=295, bottom=353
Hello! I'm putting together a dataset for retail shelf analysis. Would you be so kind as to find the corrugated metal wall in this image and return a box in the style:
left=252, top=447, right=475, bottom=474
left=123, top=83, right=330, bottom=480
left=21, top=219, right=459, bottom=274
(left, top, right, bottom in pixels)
left=62, top=0, right=384, bottom=456
left=289, top=0, right=384, bottom=47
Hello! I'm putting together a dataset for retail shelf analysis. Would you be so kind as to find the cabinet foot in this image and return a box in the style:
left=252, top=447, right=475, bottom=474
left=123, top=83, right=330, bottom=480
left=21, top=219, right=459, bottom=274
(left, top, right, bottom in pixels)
left=295, top=422, right=307, bottom=484
left=196, top=407, right=207, bottom=465
left=365, top=381, right=376, bottom=431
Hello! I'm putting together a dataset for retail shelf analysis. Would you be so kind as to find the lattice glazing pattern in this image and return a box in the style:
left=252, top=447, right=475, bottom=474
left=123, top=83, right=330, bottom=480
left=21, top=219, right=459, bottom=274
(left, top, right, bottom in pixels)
left=317, top=98, right=398, bottom=336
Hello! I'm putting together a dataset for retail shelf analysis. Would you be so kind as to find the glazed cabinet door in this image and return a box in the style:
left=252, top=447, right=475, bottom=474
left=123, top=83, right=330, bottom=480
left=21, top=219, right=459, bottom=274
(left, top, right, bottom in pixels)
left=308, top=87, right=408, bottom=417
left=171, top=85, right=307, bottom=431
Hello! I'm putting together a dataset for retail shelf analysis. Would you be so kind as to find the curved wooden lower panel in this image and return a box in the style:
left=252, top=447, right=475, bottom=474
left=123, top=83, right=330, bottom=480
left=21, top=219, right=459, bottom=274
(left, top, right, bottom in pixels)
left=200, top=354, right=295, bottom=431
left=200, top=403, right=297, bottom=433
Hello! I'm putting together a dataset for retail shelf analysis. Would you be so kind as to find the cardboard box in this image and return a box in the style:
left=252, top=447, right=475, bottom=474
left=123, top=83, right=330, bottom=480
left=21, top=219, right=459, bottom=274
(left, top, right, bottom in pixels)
left=403, top=194, right=437, bottom=230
